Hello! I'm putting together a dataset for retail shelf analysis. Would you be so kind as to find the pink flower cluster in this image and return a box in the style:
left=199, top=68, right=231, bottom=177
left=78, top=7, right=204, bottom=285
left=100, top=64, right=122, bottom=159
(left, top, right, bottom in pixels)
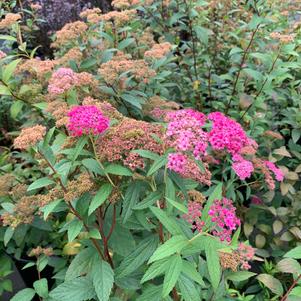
left=238, top=243, right=255, bottom=270
left=208, top=112, right=250, bottom=155
left=264, top=161, right=284, bottom=181
left=208, top=198, right=241, bottom=242
left=232, top=154, right=254, bottom=180
left=67, top=105, right=109, bottom=137
left=167, top=153, right=211, bottom=185
left=48, top=68, right=78, bottom=95
left=183, top=201, right=205, bottom=232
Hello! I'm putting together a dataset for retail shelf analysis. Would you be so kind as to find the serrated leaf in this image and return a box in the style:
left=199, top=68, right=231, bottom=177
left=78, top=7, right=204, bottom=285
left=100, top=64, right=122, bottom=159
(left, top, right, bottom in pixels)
left=4, top=227, right=14, bottom=246
left=148, top=235, right=188, bottom=263
left=33, top=278, right=48, bottom=298
left=205, top=238, right=221, bottom=290
left=11, top=288, right=36, bottom=301
left=105, top=164, right=133, bottom=176
left=49, top=276, right=95, bottom=301
left=178, top=274, right=201, bottom=301
left=66, top=248, right=97, bottom=281
left=42, top=199, right=62, bottom=220
left=27, top=177, right=55, bottom=191
left=3, top=59, right=21, bottom=83
left=88, top=183, right=112, bottom=215
left=147, top=155, right=167, bottom=176
left=116, top=236, right=158, bottom=278
left=10, top=100, right=24, bottom=119
left=162, top=254, right=182, bottom=298
left=141, top=258, right=169, bottom=283
left=132, top=149, right=160, bottom=160
left=68, top=219, right=83, bottom=242
left=182, top=260, right=205, bottom=286
left=122, top=181, right=143, bottom=223
left=91, top=259, right=114, bottom=301
left=226, top=271, right=256, bottom=282
left=165, top=197, right=188, bottom=214
left=257, top=274, right=283, bottom=296
left=133, top=191, right=162, bottom=210
left=149, top=206, right=183, bottom=236
left=72, top=136, right=88, bottom=162
left=82, top=158, right=105, bottom=175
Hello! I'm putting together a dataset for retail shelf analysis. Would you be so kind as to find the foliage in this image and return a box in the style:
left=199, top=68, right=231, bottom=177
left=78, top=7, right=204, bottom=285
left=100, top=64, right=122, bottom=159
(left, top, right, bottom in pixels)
left=0, top=0, right=300, bottom=300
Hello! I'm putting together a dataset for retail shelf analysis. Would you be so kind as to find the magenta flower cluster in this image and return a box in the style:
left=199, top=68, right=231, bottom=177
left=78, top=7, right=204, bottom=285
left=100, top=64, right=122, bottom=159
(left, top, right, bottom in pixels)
left=208, top=112, right=251, bottom=155
left=165, top=109, right=283, bottom=187
left=265, top=161, right=284, bottom=181
left=232, top=154, right=254, bottom=180
left=67, top=105, right=109, bottom=137
left=208, top=198, right=241, bottom=242
left=183, top=201, right=205, bottom=232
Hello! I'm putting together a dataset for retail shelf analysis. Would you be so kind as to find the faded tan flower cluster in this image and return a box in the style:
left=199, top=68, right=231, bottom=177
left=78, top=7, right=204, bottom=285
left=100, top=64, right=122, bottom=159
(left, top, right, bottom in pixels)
left=144, top=42, right=172, bottom=59
left=29, top=246, right=53, bottom=257
left=270, top=32, right=295, bottom=43
left=14, top=125, right=46, bottom=150
left=98, top=51, right=156, bottom=86
left=52, top=21, right=88, bottom=48
left=0, top=13, right=21, bottom=28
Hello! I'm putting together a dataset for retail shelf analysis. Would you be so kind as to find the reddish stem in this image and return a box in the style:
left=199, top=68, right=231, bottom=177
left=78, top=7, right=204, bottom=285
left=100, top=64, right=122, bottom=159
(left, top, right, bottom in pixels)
left=280, top=274, right=301, bottom=301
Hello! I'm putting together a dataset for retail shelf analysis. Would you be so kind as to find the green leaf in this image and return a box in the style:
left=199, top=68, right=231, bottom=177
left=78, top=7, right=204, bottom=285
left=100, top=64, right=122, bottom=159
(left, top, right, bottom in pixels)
left=49, top=276, right=95, bottom=301
left=27, top=177, right=55, bottom=191
left=4, top=227, right=14, bottom=246
left=148, top=235, right=188, bottom=263
left=165, top=197, right=188, bottom=214
left=290, top=286, right=301, bottom=297
left=147, top=155, right=167, bottom=176
left=91, top=259, right=114, bottom=301
left=10, top=100, right=24, bottom=119
left=72, top=136, right=88, bottom=162
left=42, top=199, right=62, bottom=220
left=122, top=181, right=143, bottom=223
left=257, top=274, right=283, bottom=296
left=132, top=149, right=160, bottom=161
left=284, top=246, right=301, bottom=259
left=134, top=191, right=162, bottom=210
left=201, top=183, right=223, bottom=225
left=88, top=183, right=113, bottom=215
left=149, top=206, right=183, bottom=236
left=82, top=158, right=104, bottom=175
left=0, top=84, right=11, bottom=95
left=141, top=258, right=169, bottom=283
left=277, top=258, right=301, bottom=274
left=226, top=271, right=256, bottom=282
left=162, top=254, right=182, bottom=298
left=1, top=202, right=15, bottom=213
left=0, top=35, right=17, bottom=41
left=68, top=219, right=83, bottom=242
left=33, top=278, right=48, bottom=298
left=121, top=93, right=144, bottom=110
left=182, top=260, right=205, bottom=286
left=2, top=59, right=21, bottom=83
left=116, top=236, right=158, bottom=278
left=178, top=274, right=201, bottom=301
left=65, top=248, right=97, bottom=281
left=105, top=164, right=133, bottom=176
left=11, top=288, right=36, bottom=301
left=205, top=238, right=221, bottom=290
left=118, top=38, right=135, bottom=50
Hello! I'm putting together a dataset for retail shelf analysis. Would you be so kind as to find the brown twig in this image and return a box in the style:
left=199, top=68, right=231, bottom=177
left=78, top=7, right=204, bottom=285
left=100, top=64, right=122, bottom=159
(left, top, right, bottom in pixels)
left=225, top=24, right=260, bottom=113
left=280, top=274, right=301, bottom=301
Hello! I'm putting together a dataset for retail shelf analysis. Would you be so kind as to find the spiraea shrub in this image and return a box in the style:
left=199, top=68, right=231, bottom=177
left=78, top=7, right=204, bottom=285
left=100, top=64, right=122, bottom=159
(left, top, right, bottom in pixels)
left=0, top=1, right=301, bottom=300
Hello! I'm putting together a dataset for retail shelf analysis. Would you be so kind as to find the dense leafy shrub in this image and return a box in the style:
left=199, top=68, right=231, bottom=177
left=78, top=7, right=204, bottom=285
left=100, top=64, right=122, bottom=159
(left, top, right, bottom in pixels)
left=0, top=0, right=301, bottom=300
